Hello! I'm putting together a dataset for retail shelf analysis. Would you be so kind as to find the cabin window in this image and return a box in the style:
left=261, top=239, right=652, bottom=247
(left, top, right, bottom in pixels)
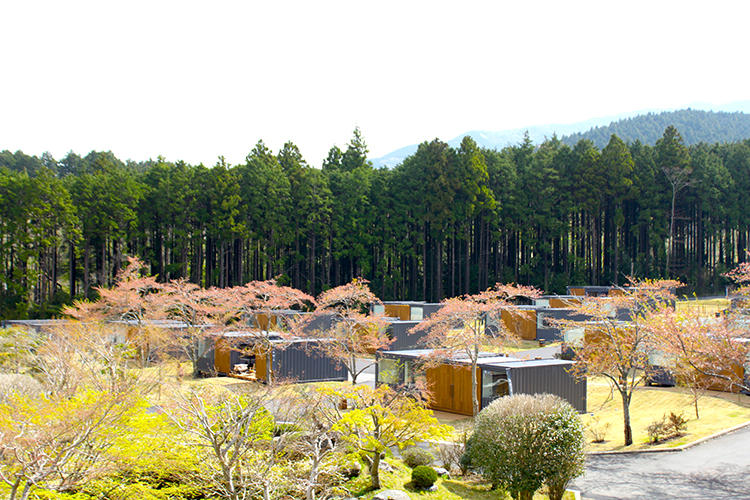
left=378, top=358, right=402, bottom=385
left=563, top=327, right=585, bottom=346
left=410, top=307, right=424, bottom=321
left=537, top=312, right=546, bottom=328
left=648, top=351, right=669, bottom=366
left=481, top=370, right=510, bottom=402
left=373, top=304, right=385, bottom=315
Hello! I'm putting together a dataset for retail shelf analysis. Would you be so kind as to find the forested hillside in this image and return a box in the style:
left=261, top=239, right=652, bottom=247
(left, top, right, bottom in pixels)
left=562, top=109, right=750, bottom=149
left=2, top=125, right=749, bottom=318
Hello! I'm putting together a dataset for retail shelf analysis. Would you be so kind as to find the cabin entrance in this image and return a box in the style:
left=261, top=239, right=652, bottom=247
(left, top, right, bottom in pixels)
left=426, top=364, right=479, bottom=416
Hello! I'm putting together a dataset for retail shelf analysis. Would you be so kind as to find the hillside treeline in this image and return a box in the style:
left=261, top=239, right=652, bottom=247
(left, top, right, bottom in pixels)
left=563, top=109, right=750, bottom=149
left=1, top=126, right=749, bottom=318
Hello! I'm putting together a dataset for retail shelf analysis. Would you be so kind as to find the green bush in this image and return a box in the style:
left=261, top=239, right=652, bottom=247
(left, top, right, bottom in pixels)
left=411, top=465, right=437, bottom=489
left=463, top=394, right=585, bottom=500
left=402, top=447, right=434, bottom=468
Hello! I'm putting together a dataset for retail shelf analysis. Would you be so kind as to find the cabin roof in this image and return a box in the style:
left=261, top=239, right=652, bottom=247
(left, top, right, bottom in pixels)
left=381, top=349, right=574, bottom=369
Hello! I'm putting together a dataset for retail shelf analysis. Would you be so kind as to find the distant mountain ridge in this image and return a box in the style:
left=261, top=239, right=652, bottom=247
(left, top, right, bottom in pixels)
left=371, top=102, right=750, bottom=168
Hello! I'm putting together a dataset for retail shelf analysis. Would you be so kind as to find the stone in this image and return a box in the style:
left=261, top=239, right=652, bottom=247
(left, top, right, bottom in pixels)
left=433, top=466, right=450, bottom=477
left=373, top=490, right=410, bottom=500
left=339, top=460, right=361, bottom=478
left=379, top=461, right=395, bottom=473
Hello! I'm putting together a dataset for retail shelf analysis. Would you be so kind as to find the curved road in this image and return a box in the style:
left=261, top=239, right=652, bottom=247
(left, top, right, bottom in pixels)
left=572, top=425, right=750, bottom=499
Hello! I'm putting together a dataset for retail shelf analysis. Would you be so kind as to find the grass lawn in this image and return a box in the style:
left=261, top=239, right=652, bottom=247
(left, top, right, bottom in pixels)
left=345, top=458, right=575, bottom=499
left=583, top=376, right=750, bottom=452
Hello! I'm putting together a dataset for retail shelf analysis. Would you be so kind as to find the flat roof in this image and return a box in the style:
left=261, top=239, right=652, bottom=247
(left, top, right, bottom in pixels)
left=221, top=331, right=337, bottom=344
left=381, top=349, right=574, bottom=368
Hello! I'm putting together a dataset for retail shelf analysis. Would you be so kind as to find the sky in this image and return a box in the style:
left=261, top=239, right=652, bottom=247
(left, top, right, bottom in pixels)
left=2, top=1, right=750, bottom=167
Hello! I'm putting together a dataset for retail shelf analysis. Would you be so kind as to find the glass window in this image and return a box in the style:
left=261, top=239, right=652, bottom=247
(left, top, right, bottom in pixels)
left=537, top=312, right=546, bottom=328
left=648, top=350, right=670, bottom=366
left=410, top=306, right=424, bottom=321
left=481, top=370, right=510, bottom=401
left=373, top=304, right=385, bottom=315
left=563, top=327, right=585, bottom=346
left=378, top=358, right=402, bottom=385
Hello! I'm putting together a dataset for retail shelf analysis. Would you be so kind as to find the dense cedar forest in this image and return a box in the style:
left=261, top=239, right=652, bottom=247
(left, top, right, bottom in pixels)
left=562, top=109, right=750, bottom=149
left=1, top=125, right=750, bottom=318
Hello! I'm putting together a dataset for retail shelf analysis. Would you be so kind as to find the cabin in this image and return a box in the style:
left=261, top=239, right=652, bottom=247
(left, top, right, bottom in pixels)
left=250, top=310, right=337, bottom=336
left=675, top=297, right=732, bottom=317
left=1, top=319, right=71, bottom=333
left=372, top=301, right=443, bottom=321
left=376, top=349, right=586, bottom=415
left=197, top=331, right=347, bottom=384
left=566, top=285, right=627, bottom=297
left=646, top=338, right=750, bottom=393
left=534, top=295, right=583, bottom=309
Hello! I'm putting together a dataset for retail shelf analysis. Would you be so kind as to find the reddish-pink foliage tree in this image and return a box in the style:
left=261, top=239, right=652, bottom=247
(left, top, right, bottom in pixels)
left=63, top=257, right=165, bottom=367
left=647, top=306, right=749, bottom=417
left=646, top=262, right=750, bottom=403
left=552, top=278, right=681, bottom=445
left=156, top=279, right=235, bottom=377
left=723, top=256, right=750, bottom=298
left=299, top=278, right=391, bottom=384
left=411, top=283, right=542, bottom=415
left=228, top=280, right=316, bottom=384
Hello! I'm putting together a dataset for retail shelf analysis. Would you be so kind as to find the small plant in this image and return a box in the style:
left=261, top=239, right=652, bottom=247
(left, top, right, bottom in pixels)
left=647, top=411, right=688, bottom=444
left=436, top=427, right=470, bottom=474
left=402, top=447, right=434, bottom=468
left=668, top=411, right=687, bottom=434
left=647, top=417, right=668, bottom=444
left=411, top=465, right=438, bottom=489
left=586, top=415, right=610, bottom=443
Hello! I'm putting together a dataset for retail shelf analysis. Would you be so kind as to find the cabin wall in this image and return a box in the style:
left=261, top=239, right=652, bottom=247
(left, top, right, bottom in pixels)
left=384, top=304, right=411, bottom=320
left=507, top=364, right=587, bottom=412
left=425, top=363, right=480, bottom=416
left=385, top=321, right=425, bottom=350
left=271, top=342, right=347, bottom=383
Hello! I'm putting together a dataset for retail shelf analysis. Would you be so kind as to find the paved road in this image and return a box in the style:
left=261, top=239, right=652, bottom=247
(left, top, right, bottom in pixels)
left=572, top=425, right=750, bottom=499
left=354, top=357, right=377, bottom=387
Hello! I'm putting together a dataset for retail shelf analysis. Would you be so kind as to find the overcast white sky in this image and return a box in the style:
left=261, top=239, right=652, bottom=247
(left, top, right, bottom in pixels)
left=1, top=1, right=749, bottom=167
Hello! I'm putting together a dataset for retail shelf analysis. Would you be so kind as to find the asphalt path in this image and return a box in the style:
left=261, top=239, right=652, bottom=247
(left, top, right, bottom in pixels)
left=572, top=425, right=750, bottom=499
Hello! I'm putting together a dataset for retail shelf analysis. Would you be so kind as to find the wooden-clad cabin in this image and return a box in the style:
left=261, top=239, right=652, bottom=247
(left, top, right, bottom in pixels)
left=376, top=349, right=586, bottom=416
left=199, top=332, right=347, bottom=384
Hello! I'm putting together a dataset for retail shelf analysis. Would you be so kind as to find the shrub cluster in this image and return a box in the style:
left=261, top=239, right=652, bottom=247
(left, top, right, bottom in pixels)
left=462, top=394, right=585, bottom=500
left=647, top=412, right=688, bottom=444
left=402, top=447, right=434, bottom=468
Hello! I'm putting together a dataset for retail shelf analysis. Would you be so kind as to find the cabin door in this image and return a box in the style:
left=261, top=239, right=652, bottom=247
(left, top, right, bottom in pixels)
left=426, top=364, right=477, bottom=416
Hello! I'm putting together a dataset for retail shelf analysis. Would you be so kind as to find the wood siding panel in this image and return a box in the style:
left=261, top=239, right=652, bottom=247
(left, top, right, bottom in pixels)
left=426, top=363, right=480, bottom=416
left=501, top=309, right=537, bottom=340
left=214, top=338, right=232, bottom=375
left=384, top=304, right=411, bottom=320
left=255, top=347, right=269, bottom=383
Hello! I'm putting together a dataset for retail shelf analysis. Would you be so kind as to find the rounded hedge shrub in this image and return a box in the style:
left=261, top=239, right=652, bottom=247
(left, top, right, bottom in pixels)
left=411, top=465, right=438, bottom=489
left=462, top=394, right=585, bottom=500
left=402, top=446, right=434, bottom=468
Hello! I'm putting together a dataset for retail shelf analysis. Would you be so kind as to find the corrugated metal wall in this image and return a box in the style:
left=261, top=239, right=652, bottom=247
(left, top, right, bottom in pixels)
left=422, top=303, right=443, bottom=318
left=272, top=342, right=347, bottom=382
left=507, top=364, right=587, bottom=413
left=386, top=321, right=425, bottom=350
